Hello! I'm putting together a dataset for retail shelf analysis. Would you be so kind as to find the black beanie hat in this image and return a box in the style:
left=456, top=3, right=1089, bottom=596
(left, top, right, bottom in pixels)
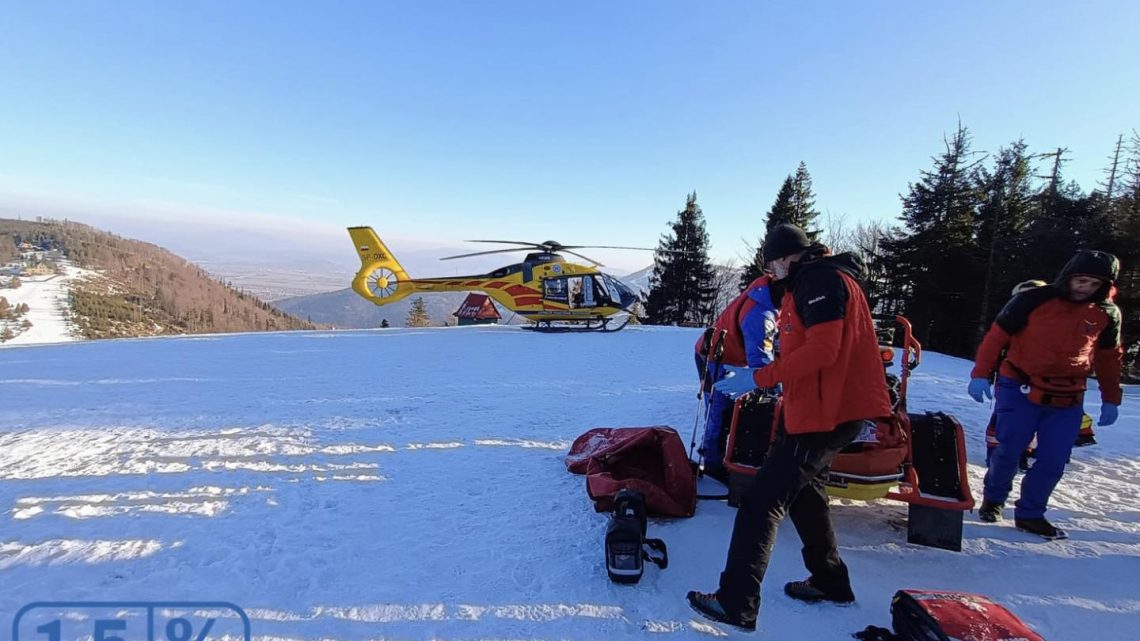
left=762, top=224, right=812, bottom=263
left=1057, top=250, right=1119, bottom=283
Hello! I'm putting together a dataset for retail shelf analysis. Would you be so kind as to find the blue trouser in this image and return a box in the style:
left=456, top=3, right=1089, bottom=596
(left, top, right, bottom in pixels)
left=694, top=353, right=732, bottom=472
left=983, top=376, right=1083, bottom=519
left=702, top=390, right=735, bottom=471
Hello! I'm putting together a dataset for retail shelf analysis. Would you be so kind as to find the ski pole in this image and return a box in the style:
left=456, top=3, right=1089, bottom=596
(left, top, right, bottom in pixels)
left=688, top=327, right=716, bottom=461
left=696, top=329, right=728, bottom=470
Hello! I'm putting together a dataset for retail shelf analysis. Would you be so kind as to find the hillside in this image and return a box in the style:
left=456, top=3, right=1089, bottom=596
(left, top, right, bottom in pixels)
left=273, top=287, right=518, bottom=329
left=0, top=218, right=320, bottom=339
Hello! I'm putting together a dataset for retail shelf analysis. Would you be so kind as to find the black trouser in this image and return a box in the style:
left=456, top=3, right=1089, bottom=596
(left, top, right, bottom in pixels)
left=716, top=419, right=864, bottom=621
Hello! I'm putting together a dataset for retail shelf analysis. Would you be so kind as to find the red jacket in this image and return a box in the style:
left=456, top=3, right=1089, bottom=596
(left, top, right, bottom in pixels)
left=972, top=290, right=1123, bottom=405
left=751, top=251, right=891, bottom=434
left=693, top=275, right=780, bottom=367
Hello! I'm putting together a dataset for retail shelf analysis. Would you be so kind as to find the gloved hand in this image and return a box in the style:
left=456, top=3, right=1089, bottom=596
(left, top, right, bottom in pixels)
left=1098, top=402, right=1119, bottom=426
left=713, top=365, right=759, bottom=398
left=967, top=378, right=992, bottom=403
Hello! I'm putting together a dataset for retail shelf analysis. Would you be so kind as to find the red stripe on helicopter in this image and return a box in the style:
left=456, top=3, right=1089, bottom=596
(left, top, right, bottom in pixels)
left=486, top=281, right=509, bottom=289
left=506, top=285, right=541, bottom=296
left=513, top=297, right=543, bottom=306
left=464, top=280, right=485, bottom=287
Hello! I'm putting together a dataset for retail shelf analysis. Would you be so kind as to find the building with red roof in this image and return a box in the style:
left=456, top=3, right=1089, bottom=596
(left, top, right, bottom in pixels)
left=453, top=293, right=501, bottom=326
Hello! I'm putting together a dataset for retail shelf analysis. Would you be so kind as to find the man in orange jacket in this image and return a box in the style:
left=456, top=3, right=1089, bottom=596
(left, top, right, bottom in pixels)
left=969, top=250, right=1123, bottom=540
left=686, top=224, right=891, bottom=631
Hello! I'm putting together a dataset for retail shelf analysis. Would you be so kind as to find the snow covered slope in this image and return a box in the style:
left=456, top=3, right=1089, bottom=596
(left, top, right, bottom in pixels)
left=0, top=263, right=94, bottom=346
left=0, top=327, right=1136, bottom=640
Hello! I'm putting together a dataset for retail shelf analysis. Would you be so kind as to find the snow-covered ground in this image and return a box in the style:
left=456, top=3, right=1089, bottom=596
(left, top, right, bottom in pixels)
left=0, top=326, right=1136, bottom=640
left=0, top=263, right=94, bottom=346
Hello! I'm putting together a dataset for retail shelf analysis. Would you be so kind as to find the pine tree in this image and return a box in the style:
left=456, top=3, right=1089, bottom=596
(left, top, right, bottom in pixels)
left=627, top=300, right=643, bottom=324
left=973, top=140, right=1035, bottom=343
left=643, top=192, right=716, bottom=325
left=1020, top=148, right=1095, bottom=284
left=879, top=123, right=985, bottom=356
left=740, top=177, right=795, bottom=289
left=764, top=176, right=798, bottom=234
left=1106, top=132, right=1140, bottom=372
left=740, top=164, right=822, bottom=290
left=789, top=162, right=822, bottom=240
left=406, top=297, right=431, bottom=327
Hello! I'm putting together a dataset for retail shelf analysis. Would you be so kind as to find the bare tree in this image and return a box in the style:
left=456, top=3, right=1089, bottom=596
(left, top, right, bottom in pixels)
left=822, top=211, right=857, bottom=254
left=699, top=260, right=743, bottom=326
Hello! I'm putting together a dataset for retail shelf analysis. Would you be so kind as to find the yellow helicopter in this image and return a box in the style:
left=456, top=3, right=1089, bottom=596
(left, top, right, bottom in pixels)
left=348, top=226, right=647, bottom=331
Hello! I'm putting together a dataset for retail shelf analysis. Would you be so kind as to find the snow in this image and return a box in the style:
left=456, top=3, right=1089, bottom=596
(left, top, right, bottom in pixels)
left=0, top=326, right=1137, bottom=640
left=0, top=263, right=95, bottom=346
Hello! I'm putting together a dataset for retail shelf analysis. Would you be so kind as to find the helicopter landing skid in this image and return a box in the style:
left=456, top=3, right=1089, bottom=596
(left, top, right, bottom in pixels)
left=523, top=315, right=632, bottom=333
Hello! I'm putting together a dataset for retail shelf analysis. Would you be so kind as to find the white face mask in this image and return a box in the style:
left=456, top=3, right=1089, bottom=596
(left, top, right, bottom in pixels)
left=768, top=257, right=791, bottom=280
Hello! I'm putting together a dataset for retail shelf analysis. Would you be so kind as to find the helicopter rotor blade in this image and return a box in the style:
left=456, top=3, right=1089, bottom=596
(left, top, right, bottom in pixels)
left=439, top=247, right=540, bottom=261
left=464, top=240, right=548, bottom=249
left=561, top=249, right=605, bottom=267
left=556, top=244, right=655, bottom=251
left=558, top=244, right=693, bottom=254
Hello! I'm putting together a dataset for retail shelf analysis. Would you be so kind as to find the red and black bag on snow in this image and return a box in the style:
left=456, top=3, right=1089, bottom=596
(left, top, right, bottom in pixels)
left=565, top=426, right=696, bottom=517
left=856, top=590, right=1045, bottom=641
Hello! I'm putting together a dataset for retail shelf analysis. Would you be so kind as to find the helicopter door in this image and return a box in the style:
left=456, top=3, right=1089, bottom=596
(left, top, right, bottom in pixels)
left=579, top=276, right=596, bottom=307
left=545, top=276, right=598, bottom=309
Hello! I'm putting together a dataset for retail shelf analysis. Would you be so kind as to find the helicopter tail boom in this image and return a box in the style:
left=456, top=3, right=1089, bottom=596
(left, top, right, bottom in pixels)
left=348, top=226, right=414, bottom=305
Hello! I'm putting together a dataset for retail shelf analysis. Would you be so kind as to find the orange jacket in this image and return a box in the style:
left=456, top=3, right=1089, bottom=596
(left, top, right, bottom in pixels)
left=972, top=249, right=1123, bottom=405
left=750, top=250, right=891, bottom=434
left=972, top=294, right=1123, bottom=405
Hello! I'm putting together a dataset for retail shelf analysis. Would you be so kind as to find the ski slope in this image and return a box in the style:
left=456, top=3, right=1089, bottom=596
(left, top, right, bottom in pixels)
left=0, top=263, right=93, bottom=346
left=0, top=326, right=1137, bottom=640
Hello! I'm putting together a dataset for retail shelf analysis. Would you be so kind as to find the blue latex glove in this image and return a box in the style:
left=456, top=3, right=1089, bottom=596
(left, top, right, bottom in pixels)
left=967, top=378, right=992, bottom=403
left=713, top=365, right=759, bottom=398
left=1098, top=402, right=1119, bottom=426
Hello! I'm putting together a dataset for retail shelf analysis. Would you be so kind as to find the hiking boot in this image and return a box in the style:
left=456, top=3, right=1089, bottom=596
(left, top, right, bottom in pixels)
left=978, top=500, right=1004, bottom=523
left=1015, top=517, right=1068, bottom=540
left=783, top=578, right=855, bottom=604
left=1075, top=433, right=1097, bottom=447
left=686, top=590, right=756, bottom=631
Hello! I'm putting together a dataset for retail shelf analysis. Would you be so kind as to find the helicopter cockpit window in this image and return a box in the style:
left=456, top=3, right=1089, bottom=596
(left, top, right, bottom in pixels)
left=566, top=276, right=596, bottom=309
left=544, top=278, right=568, bottom=302
left=592, top=275, right=612, bottom=305
left=599, top=273, right=633, bottom=305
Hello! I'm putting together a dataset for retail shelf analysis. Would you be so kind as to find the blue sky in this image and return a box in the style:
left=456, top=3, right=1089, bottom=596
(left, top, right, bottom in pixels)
left=1, top=1, right=1137, bottom=271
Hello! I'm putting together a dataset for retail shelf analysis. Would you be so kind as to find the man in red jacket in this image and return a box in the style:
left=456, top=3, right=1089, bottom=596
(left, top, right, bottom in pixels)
left=969, top=250, right=1123, bottom=540
left=686, top=224, right=891, bottom=631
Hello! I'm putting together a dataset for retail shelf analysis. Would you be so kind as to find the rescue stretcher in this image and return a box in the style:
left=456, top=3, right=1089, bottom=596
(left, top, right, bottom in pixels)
left=723, top=315, right=976, bottom=550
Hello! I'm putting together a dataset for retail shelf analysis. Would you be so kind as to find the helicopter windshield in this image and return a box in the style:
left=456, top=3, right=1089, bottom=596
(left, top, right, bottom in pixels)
left=599, top=273, right=635, bottom=308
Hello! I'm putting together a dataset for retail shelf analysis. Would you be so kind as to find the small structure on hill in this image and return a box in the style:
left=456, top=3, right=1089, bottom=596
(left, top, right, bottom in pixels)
left=453, top=293, right=501, bottom=326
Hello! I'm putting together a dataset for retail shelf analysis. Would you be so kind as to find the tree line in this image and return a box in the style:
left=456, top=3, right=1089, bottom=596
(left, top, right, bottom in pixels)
left=642, top=126, right=1140, bottom=373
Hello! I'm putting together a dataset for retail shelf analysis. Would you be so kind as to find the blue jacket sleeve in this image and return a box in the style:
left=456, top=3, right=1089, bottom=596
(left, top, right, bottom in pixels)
left=742, top=286, right=778, bottom=368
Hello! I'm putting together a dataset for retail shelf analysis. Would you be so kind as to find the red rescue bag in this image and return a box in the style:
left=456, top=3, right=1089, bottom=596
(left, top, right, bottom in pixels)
left=566, top=426, right=696, bottom=517
left=856, top=589, right=1045, bottom=641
